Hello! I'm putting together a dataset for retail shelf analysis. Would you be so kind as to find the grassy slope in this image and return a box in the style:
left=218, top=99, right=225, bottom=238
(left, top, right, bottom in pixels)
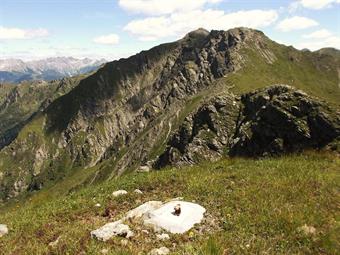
left=0, top=152, right=339, bottom=255
left=227, top=41, right=340, bottom=107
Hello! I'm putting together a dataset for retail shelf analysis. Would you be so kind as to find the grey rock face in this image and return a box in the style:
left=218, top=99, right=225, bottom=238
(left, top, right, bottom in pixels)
left=230, top=85, right=340, bottom=156
left=156, top=85, right=340, bottom=166
left=156, top=94, right=239, bottom=168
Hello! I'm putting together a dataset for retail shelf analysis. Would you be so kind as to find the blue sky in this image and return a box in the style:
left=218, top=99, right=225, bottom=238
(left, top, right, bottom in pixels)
left=0, top=0, right=339, bottom=60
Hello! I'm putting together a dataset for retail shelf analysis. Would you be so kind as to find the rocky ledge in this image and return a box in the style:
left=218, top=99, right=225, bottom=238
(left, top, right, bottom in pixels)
left=156, top=85, right=340, bottom=167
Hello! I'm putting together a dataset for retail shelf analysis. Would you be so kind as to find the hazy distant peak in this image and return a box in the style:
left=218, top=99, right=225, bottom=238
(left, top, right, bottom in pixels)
left=0, top=57, right=107, bottom=83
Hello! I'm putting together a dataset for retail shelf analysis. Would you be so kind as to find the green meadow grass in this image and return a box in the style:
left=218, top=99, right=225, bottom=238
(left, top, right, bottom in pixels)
left=0, top=152, right=339, bottom=254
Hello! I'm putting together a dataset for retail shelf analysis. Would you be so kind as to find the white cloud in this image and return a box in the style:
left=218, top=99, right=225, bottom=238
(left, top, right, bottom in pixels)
left=0, top=26, right=49, bottom=40
left=124, top=9, right=278, bottom=41
left=302, top=29, right=332, bottom=39
left=299, top=0, right=340, bottom=9
left=276, top=16, right=318, bottom=32
left=118, top=0, right=222, bottom=15
left=296, top=35, right=340, bottom=50
left=93, top=34, right=120, bottom=44
left=298, top=28, right=340, bottom=50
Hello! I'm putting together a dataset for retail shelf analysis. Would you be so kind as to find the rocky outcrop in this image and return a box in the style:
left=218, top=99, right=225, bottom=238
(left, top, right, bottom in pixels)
left=155, top=94, right=239, bottom=168
left=156, top=85, right=340, bottom=166
left=230, top=85, right=340, bottom=156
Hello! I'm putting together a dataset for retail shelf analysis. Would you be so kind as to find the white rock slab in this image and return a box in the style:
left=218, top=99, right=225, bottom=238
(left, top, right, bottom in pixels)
left=0, top=224, right=8, bottom=237
left=149, top=247, right=170, bottom=255
left=91, top=220, right=133, bottom=241
left=124, top=201, right=163, bottom=220
left=144, top=201, right=205, bottom=234
left=112, top=190, right=128, bottom=197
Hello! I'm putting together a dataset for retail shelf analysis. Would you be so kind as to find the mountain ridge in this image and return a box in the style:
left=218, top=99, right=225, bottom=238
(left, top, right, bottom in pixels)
left=0, top=57, right=107, bottom=83
left=0, top=27, right=339, bottom=202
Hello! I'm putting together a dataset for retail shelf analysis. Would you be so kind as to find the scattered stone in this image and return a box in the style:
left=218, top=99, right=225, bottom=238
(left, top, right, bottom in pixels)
left=149, top=247, right=170, bottom=255
left=101, top=248, right=109, bottom=254
left=124, top=201, right=163, bottom=220
left=156, top=233, right=170, bottom=240
left=134, top=189, right=143, bottom=194
left=142, top=229, right=149, bottom=234
left=112, top=190, right=128, bottom=197
left=121, top=239, right=129, bottom=246
left=91, top=220, right=133, bottom=241
left=170, top=197, right=184, bottom=201
left=0, top=224, right=8, bottom=237
left=95, top=203, right=101, bottom=207
left=137, top=165, right=150, bottom=173
left=144, top=201, right=206, bottom=234
left=48, top=236, right=61, bottom=247
left=298, top=224, right=316, bottom=235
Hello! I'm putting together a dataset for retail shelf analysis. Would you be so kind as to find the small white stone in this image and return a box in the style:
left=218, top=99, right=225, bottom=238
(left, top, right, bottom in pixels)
left=121, top=239, right=128, bottom=246
left=137, top=165, right=150, bottom=173
left=112, top=190, right=128, bottom=197
left=48, top=236, right=61, bottom=247
left=126, top=230, right=134, bottom=239
left=170, top=197, right=184, bottom=201
left=298, top=224, right=316, bottom=235
left=134, top=189, right=143, bottom=194
left=149, top=247, right=170, bottom=255
left=0, top=224, right=8, bottom=237
left=156, top=233, right=170, bottom=240
left=101, top=248, right=109, bottom=254
left=91, top=220, right=132, bottom=241
left=95, top=203, right=101, bottom=207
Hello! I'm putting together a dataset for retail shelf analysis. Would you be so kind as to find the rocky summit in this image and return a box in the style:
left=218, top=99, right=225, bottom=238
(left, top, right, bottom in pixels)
left=0, top=27, right=339, bottom=202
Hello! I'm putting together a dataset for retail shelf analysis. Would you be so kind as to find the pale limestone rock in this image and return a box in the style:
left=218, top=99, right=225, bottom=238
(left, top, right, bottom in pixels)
left=124, top=201, right=163, bottom=220
left=137, top=165, right=150, bottom=173
left=149, top=247, right=170, bottom=255
left=134, top=189, right=143, bottom=194
left=0, top=224, right=8, bottom=237
left=121, top=239, right=128, bottom=246
left=298, top=224, right=316, bottom=235
left=91, top=220, right=133, bottom=241
left=48, top=236, right=61, bottom=247
left=112, top=190, right=128, bottom=197
left=156, top=233, right=170, bottom=240
left=101, top=248, right=109, bottom=254
left=144, top=201, right=205, bottom=234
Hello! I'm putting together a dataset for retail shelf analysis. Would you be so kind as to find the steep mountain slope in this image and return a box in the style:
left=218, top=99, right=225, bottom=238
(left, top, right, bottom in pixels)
left=0, top=28, right=339, bottom=201
left=0, top=76, right=89, bottom=150
left=0, top=57, right=106, bottom=83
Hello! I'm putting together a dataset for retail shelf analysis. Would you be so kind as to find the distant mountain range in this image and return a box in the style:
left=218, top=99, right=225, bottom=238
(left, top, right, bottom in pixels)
left=0, top=57, right=107, bottom=83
